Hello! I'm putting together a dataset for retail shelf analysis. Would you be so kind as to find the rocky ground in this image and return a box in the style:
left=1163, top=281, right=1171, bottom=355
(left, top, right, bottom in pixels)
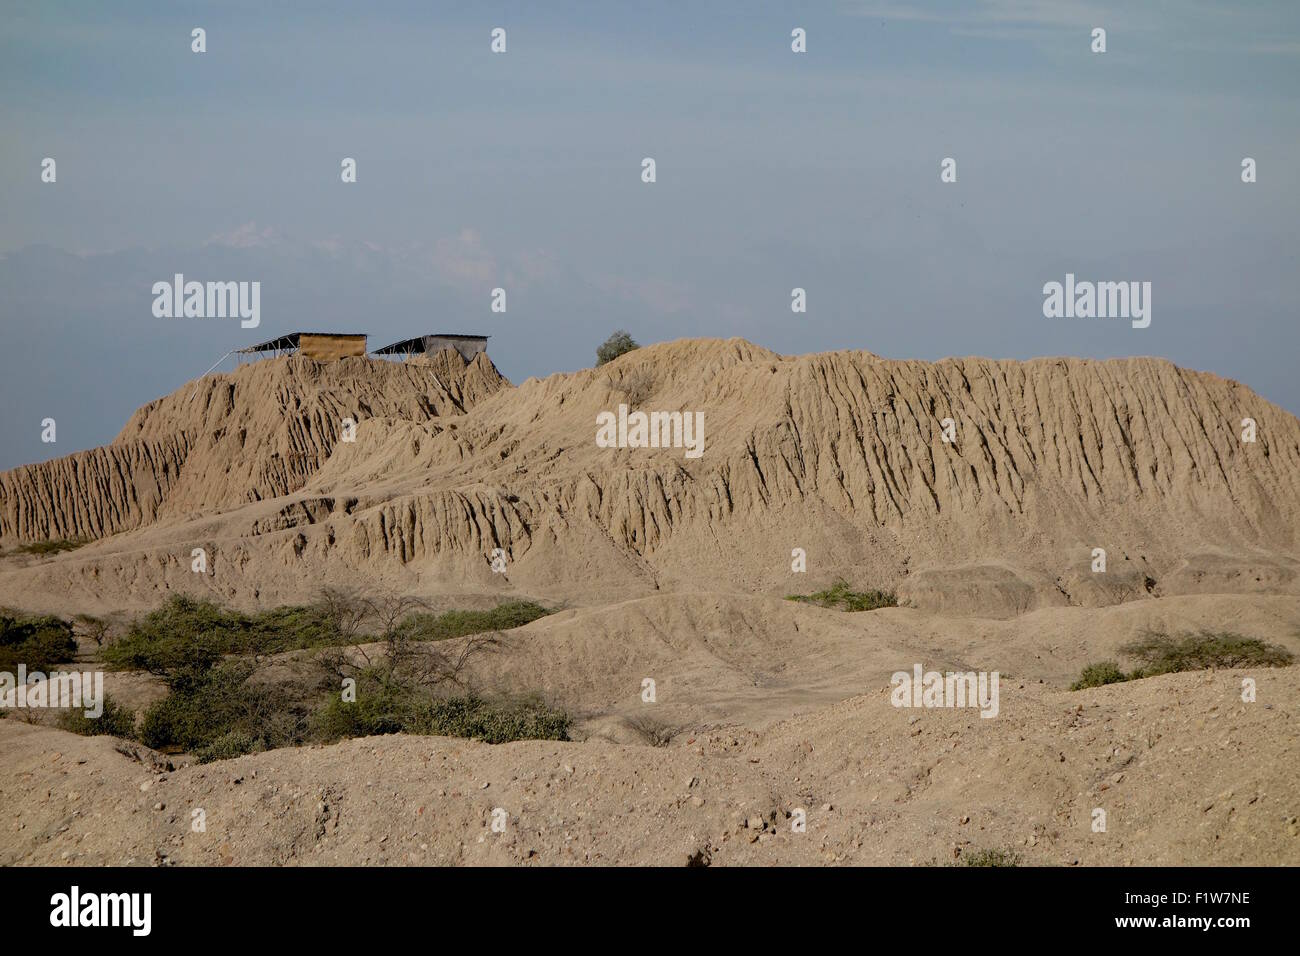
left=3, top=664, right=1296, bottom=866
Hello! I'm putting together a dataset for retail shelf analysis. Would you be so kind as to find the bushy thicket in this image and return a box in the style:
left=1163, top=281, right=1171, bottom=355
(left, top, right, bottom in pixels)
left=103, top=596, right=346, bottom=672
left=312, top=668, right=570, bottom=745
left=105, top=595, right=556, bottom=673
left=0, top=611, right=77, bottom=671
left=57, top=694, right=137, bottom=739
left=138, top=659, right=306, bottom=762
left=93, top=593, right=567, bottom=762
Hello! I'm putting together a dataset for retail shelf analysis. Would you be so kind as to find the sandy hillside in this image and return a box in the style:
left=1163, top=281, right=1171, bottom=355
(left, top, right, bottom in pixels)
left=1, top=338, right=1297, bottom=616
left=0, top=349, right=506, bottom=546
left=0, top=338, right=1297, bottom=866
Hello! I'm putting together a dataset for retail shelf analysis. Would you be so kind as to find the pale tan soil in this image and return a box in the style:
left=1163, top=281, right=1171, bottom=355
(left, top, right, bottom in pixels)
left=2, top=666, right=1296, bottom=866
left=0, top=339, right=1297, bottom=866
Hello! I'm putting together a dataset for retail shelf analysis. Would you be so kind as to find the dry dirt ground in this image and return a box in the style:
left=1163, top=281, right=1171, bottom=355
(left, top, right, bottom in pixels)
left=1, top=340, right=1298, bottom=865
left=2, top=664, right=1296, bottom=866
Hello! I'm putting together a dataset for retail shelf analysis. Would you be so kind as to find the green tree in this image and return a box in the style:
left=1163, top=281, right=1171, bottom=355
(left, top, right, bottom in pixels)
left=596, top=330, right=639, bottom=366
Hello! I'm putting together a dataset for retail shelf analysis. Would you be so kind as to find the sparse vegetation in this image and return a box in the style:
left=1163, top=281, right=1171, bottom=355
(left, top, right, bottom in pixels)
left=607, top=368, right=656, bottom=405
left=33, top=592, right=567, bottom=762
left=104, top=596, right=346, bottom=672
left=1069, top=660, right=1127, bottom=691
left=406, top=693, right=569, bottom=744
left=104, top=594, right=555, bottom=676
left=398, top=601, right=555, bottom=642
left=959, top=848, right=1020, bottom=867
left=57, top=694, right=137, bottom=739
left=14, top=539, right=86, bottom=557
left=624, top=714, right=683, bottom=747
left=0, top=611, right=78, bottom=672
left=194, top=730, right=264, bottom=764
left=309, top=593, right=568, bottom=747
left=73, top=613, right=117, bottom=648
left=1071, top=631, right=1293, bottom=690
left=786, top=579, right=898, bottom=612
left=596, top=329, right=640, bottom=366
left=311, top=667, right=569, bottom=745
left=1124, top=631, right=1292, bottom=675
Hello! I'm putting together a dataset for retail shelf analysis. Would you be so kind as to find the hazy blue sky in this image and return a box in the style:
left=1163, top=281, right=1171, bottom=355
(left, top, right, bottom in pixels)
left=2, top=1, right=1298, bottom=469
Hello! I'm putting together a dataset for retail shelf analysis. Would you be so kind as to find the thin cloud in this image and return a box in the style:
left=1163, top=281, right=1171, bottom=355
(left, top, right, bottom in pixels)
left=204, top=222, right=279, bottom=249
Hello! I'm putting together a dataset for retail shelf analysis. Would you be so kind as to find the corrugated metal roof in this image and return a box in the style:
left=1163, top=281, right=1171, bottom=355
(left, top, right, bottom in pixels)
left=373, top=333, right=489, bottom=355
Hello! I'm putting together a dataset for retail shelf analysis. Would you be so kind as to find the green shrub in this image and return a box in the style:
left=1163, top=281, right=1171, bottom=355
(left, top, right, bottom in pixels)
left=407, top=694, right=572, bottom=744
left=0, top=612, right=78, bottom=671
left=139, top=660, right=302, bottom=757
left=91, top=594, right=564, bottom=760
left=398, top=601, right=554, bottom=642
left=960, top=848, right=1020, bottom=867
left=311, top=669, right=570, bottom=745
left=57, top=694, right=137, bottom=739
left=104, top=596, right=357, bottom=681
left=1123, top=631, right=1292, bottom=677
left=105, top=630, right=227, bottom=691
left=1071, top=631, right=1293, bottom=691
left=106, top=596, right=555, bottom=681
left=16, top=539, right=85, bottom=557
left=104, top=596, right=236, bottom=683
left=244, top=603, right=349, bottom=652
left=194, top=730, right=264, bottom=764
left=596, top=330, right=640, bottom=366
left=139, top=661, right=248, bottom=751
left=786, top=579, right=897, bottom=612
left=1070, top=660, right=1127, bottom=691
left=310, top=670, right=416, bottom=741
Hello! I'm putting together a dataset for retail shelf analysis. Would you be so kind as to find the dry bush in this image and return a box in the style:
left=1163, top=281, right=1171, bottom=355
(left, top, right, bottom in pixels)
left=73, top=612, right=121, bottom=648
left=314, top=588, right=499, bottom=693
left=624, top=714, right=685, bottom=747
left=607, top=368, right=657, bottom=406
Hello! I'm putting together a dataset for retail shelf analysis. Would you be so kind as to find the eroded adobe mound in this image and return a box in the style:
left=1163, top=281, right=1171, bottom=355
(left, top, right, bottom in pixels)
left=1, top=338, right=1298, bottom=614
left=0, top=349, right=507, bottom=542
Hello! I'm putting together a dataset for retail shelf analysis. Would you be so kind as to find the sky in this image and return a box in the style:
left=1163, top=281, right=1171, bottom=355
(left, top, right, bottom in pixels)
left=1, top=0, right=1298, bottom=469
